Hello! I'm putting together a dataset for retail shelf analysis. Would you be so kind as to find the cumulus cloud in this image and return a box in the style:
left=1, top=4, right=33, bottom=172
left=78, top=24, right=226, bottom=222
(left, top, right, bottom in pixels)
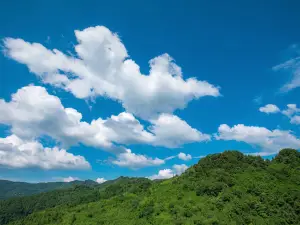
left=2, top=26, right=217, bottom=170
left=63, top=176, right=80, bottom=182
left=261, top=104, right=300, bottom=125
left=103, top=112, right=154, bottom=145
left=291, top=115, right=300, bottom=125
left=178, top=152, right=192, bottom=161
left=0, top=85, right=117, bottom=151
left=172, top=164, right=189, bottom=174
left=111, top=149, right=165, bottom=169
left=149, top=114, right=210, bottom=148
left=215, top=124, right=300, bottom=155
left=259, top=104, right=280, bottom=114
left=0, top=85, right=211, bottom=169
left=282, top=104, right=300, bottom=117
left=148, top=169, right=174, bottom=180
left=148, top=164, right=188, bottom=180
left=96, top=177, right=107, bottom=184
left=0, top=85, right=209, bottom=152
left=3, top=26, right=220, bottom=119
left=0, top=135, right=90, bottom=170
left=281, top=104, right=300, bottom=125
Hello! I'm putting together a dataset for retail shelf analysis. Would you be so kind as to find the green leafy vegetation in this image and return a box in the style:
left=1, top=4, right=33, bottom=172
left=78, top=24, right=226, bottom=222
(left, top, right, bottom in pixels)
left=0, top=179, right=98, bottom=200
left=1, top=149, right=299, bottom=225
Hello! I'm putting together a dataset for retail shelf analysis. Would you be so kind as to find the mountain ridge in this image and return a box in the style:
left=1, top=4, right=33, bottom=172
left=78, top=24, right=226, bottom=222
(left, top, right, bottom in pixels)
left=1, top=149, right=299, bottom=225
left=0, top=179, right=98, bottom=200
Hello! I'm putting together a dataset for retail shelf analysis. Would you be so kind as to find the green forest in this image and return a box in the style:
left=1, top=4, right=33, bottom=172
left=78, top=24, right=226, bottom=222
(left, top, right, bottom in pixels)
left=1, top=149, right=299, bottom=225
left=0, top=179, right=98, bottom=200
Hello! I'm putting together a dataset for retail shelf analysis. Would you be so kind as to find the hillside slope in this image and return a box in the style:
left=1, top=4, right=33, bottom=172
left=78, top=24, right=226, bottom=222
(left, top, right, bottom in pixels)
left=0, top=179, right=98, bottom=200
left=1, top=149, right=300, bottom=225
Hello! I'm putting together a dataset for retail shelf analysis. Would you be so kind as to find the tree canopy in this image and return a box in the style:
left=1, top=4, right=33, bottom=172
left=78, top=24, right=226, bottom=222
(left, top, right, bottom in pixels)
left=1, top=149, right=299, bottom=225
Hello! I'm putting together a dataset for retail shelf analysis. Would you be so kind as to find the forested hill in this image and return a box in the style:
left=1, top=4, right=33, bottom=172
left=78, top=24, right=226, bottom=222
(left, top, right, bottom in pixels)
left=0, top=179, right=98, bottom=200
left=1, top=149, right=300, bottom=225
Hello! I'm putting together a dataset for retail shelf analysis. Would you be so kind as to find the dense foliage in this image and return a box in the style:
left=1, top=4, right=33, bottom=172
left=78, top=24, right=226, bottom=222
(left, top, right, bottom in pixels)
left=1, top=149, right=299, bottom=225
left=0, top=177, right=151, bottom=224
left=0, top=179, right=97, bottom=200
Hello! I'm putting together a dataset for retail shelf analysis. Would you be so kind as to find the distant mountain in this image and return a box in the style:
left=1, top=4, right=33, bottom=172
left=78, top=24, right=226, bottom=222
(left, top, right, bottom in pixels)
left=1, top=149, right=299, bottom=225
left=0, top=179, right=98, bottom=200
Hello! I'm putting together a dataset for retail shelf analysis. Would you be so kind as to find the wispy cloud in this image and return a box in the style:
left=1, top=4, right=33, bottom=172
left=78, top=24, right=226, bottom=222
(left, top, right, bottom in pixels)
left=253, top=95, right=263, bottom=105
left=273, top=45, right=300, bottom=92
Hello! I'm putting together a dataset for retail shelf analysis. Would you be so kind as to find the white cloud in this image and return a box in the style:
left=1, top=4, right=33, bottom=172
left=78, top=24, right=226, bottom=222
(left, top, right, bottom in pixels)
left=96, top=177, right=107, bottom=184
left=111, top=149, right=165, bottom=169
left=291, top=115, right=300, bottom=125
left=0, top=85, right=118, bottom=152
left=98, top=112, right=210, bottom=148
left=148, top=169, right=174, bottom=180
left=0, top=135, right=90, bottom=170
left=282, top=104, right=300, bottom=125
left=148, top=164, right=188, bottom=180
left=258, top=102, right=300, bottom=125
left=0, top=86, right=209, bottom=153
left=215, top=124, right=300, bottom=155
left=273, top=55, right=300, bottom=92
left=259, top=104, right=300, bottom=126
left=103, top=112, right=154, bottom=145
left=0, top=85, right=211, bottom=170
left=149, top=114, right=210, bottom=148
left=63, top=176, right=80, bottom=182
left=259, top=104, right=280, bottom=114
left=2, top=26, right=217, bottom=169
left=178, top=152, right=192, bottom=161
left=172, top=164, right=188, bottom=174
left=3, top=26, right=220, bottom=119
left=282, top=104, right=300, bottom=117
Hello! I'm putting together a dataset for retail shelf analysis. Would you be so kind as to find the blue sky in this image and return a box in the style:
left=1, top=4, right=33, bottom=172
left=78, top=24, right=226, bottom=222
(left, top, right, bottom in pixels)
left=1, top=0, right=300, bottom=183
